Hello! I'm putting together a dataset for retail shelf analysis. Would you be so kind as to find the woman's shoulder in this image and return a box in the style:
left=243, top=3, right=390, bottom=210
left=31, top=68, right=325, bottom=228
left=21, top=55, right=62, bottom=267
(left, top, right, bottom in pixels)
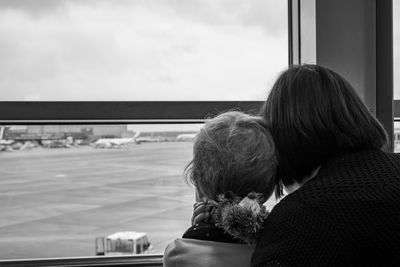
left=258, top=149, right=400, bottom=240
left=251, top=150, right=400, bottom=266
left=264, top=149, right=400, bottom=225
left=319, top=149, right=400, bottom=177
left=296, top=150, right=400, bottom=196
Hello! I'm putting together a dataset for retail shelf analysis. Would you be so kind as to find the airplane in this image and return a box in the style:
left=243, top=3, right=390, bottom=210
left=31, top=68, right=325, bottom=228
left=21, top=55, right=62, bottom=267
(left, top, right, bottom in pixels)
left=93, top=132, right=141, bottom=148
left=176, top=133, right=197, bottom=142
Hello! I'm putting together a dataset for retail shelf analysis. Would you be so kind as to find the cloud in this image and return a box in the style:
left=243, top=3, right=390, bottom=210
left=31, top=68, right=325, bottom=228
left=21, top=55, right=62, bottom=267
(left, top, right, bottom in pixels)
left=0, top=0, right=67, bottom=16
left=152, top=0, right=287, bottom=36
left=0, top=0, right=288, bottom=101
left=1, top=0, right=397, bottom=102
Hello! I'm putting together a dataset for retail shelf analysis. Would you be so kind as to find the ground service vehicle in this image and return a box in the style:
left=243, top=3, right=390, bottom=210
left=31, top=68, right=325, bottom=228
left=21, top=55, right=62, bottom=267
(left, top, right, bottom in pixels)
left=95, top=232, right=151, bottom=256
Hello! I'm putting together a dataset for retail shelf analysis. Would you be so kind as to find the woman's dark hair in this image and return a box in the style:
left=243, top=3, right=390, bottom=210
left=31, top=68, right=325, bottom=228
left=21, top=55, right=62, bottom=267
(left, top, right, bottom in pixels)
left=263, top=64, right=388, bottom=195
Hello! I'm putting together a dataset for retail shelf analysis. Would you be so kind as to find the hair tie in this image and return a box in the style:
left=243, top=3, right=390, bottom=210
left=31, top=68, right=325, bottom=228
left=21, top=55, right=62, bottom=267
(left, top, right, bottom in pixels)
left=210, top=191, right=269, bottom=244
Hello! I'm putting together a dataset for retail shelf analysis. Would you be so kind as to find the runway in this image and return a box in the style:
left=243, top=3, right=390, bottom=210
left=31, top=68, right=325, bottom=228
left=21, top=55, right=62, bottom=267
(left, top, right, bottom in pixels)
left=0, top=142, right=195, bottom=259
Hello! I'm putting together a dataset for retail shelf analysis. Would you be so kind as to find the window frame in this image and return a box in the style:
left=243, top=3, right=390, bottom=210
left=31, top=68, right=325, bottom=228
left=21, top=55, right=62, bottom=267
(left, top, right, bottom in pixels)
left=0, top=0, right=292, bottom=124
left=0, top=254, right=164, bottom=267
left=0, top=101, right=265, bottom=124
left=290, top=0, right=394, bottom=150
left=0, top=0, right=396, bottom=265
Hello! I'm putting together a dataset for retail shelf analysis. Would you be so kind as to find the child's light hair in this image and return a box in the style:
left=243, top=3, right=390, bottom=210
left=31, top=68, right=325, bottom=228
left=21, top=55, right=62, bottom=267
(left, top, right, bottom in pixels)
left=185, top=111, right=277, bottom=202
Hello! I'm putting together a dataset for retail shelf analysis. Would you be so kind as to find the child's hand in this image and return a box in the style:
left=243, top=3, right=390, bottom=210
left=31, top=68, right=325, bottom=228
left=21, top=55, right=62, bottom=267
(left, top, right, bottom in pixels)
left=191, top=201, right=211, bottom=225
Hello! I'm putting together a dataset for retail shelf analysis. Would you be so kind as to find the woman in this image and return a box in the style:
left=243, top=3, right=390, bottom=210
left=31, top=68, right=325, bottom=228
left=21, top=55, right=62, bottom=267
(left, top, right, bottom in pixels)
left=251, top=64, right=400, bottom=266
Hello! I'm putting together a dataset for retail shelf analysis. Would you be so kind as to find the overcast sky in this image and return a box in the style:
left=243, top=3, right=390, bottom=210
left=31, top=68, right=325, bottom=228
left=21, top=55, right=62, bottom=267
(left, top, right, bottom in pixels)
left=0, top=0, right=288, bottom=101
left=0, top=1, right=398, bottom=101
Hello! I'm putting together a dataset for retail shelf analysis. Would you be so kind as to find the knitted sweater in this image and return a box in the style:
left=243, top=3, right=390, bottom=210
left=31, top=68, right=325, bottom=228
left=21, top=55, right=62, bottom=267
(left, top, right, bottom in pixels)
left=251, top=150, right=400, bottom=267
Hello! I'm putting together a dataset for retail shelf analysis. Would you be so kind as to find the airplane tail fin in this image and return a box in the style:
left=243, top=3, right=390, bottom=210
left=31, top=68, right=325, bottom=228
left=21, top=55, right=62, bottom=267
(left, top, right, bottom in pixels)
left=133, top=131, right=141, bottom=139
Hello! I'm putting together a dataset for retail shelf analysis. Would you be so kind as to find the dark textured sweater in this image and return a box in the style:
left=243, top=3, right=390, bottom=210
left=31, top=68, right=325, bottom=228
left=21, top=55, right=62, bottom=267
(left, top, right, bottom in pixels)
left=251, top=150, right=400, bottom=267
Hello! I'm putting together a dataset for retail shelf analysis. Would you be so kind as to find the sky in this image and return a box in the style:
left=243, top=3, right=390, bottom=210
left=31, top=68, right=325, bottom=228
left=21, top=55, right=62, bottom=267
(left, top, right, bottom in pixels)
left=0, top=1, right=398, bottom=101
left=0, top=0, right=288, bottom=101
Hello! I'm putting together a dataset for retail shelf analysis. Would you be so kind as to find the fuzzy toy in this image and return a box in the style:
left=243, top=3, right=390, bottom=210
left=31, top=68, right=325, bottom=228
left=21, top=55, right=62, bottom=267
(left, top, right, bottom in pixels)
left=209, top=191, right=270, bottom=245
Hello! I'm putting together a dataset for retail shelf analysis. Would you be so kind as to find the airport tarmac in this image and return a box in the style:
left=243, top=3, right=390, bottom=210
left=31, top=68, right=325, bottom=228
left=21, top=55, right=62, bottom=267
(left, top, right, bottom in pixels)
left=0, top=141, right=277, bottom=260
left=0, top=142, right=195, bottom=259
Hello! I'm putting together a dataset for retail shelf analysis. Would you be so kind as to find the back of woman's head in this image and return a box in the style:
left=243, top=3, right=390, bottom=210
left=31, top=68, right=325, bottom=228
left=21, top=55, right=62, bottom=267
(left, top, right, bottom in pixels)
left=263, top=64, right=388, bottom=190
left=186, top=111, right=277, bottom=201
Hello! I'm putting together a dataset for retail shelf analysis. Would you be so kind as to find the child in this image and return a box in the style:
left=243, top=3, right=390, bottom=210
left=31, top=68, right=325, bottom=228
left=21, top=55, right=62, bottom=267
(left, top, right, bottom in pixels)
left=164, top=111, right=277, bottom=267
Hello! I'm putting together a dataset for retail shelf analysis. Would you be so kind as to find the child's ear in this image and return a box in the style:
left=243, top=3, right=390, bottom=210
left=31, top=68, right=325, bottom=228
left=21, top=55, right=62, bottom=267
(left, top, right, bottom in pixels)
left=195, top=189, right=208, bottom=202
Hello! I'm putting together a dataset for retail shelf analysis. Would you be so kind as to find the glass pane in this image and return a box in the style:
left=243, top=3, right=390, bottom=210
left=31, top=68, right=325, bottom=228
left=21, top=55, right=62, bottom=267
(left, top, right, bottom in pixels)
left=394, top=122, right=400, bottom=153
left=0, top=124, right=199, bottom=259
left=394, top=0, right=400, bottom=99
left=0, top=0, right=288, bottom=101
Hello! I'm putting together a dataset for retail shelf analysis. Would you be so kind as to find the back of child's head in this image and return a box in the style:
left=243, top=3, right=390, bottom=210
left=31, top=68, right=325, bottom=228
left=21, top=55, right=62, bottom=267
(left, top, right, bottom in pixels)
left=186, top=111, right=277, bottom=202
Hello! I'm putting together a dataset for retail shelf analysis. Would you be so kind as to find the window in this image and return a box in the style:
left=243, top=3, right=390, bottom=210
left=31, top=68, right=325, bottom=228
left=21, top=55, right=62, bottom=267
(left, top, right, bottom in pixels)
left=0, top=0, right=287, bottom=102
left=0, top=0, right=288, bottom=260
left=0, top=124, right=199, bottom=259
